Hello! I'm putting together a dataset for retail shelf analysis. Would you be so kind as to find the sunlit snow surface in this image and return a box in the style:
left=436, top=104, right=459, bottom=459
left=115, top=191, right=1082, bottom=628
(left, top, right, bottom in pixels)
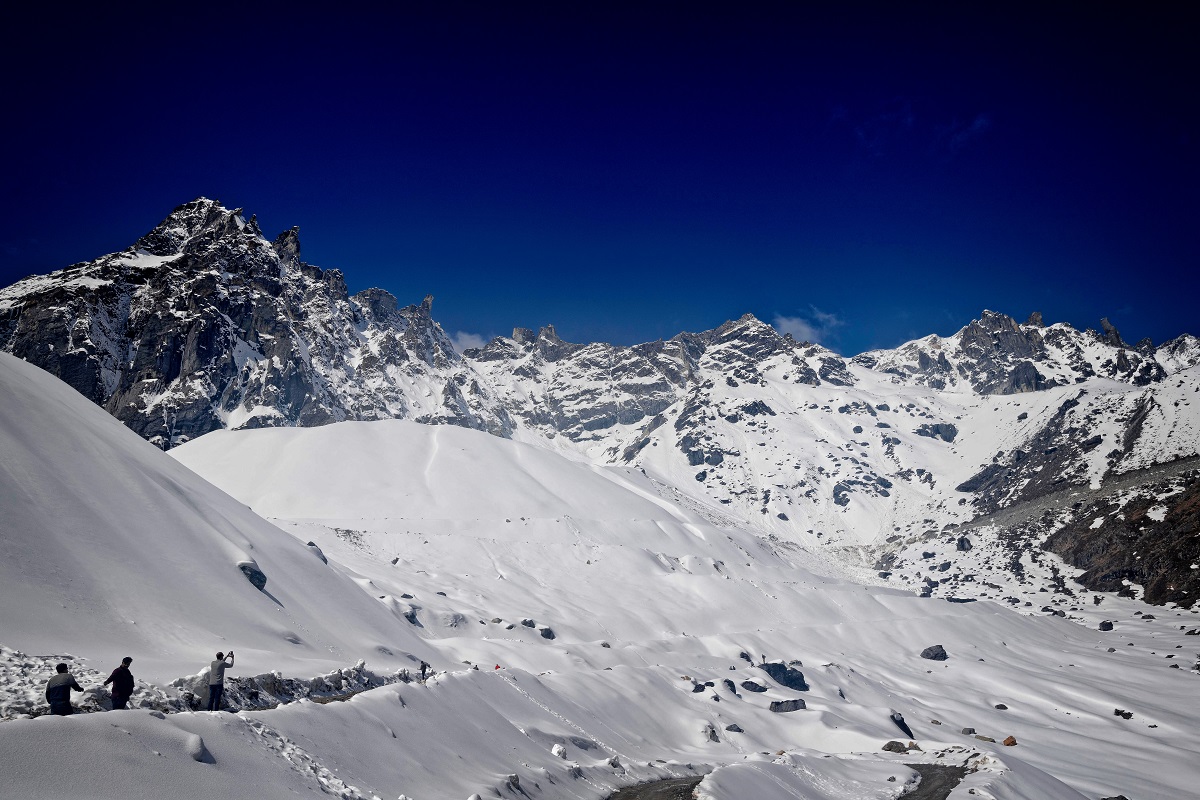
left=2, top=352, right=1199, bottom=800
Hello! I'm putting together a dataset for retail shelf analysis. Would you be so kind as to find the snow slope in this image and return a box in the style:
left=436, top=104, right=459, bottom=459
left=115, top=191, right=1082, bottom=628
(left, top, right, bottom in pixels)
left=172, top=419, right=1200, bottom=800
left=0, top=351, right=430, bottom=682
left=3, top=352, right=1199, bottom=800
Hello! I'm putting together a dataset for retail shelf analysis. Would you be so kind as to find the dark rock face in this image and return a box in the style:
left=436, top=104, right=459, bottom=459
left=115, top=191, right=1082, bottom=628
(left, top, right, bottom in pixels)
left=891, top=712, right=914, bottom=738
left=769, top=698, right=806, bottom=712
left=916, top=423, right=958, bottom=443
left=954, top=389, right=1165, bottom=513
left=920, top=645, right=948, bottom=661
left=0, top=199, right=511, bottom=448
left=740, top=680, right=767, bottom=693
left=1043, top=474, right=1200, bottom=608
left=238, top=563, right=267, bottom=591
left=758, top=662, right=808, bottom=691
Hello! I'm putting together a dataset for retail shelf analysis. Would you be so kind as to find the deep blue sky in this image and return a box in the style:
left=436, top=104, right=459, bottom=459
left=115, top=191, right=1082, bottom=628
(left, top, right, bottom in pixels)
left=1, top=5, right=1195, bottom=355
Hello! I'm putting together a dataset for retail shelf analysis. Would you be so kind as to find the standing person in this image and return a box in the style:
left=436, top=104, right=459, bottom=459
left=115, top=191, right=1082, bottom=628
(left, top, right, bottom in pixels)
left=103, top=657, right=135, bottom=709
left=45, top=663, right=84, bottom=716
left=206, top=650, right=234, bottom=711
left=419, top=661, right=429, bottom=681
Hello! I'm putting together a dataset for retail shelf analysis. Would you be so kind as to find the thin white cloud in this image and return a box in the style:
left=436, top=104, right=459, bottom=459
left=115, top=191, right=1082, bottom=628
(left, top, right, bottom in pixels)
left=772, top=307, right=844, bottom=347
left=940, top=112, right=992, bottom=156
left=450, top=330, right=487, bottom=354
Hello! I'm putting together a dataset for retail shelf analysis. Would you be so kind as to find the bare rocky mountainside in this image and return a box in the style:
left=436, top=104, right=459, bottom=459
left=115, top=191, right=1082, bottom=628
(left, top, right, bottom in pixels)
left=0, top=199, right=512, bottom=447
left=3, top=199, right=1199, bottom=605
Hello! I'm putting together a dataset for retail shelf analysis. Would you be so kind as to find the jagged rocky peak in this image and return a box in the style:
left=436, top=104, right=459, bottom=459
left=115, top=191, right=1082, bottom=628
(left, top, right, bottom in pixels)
left=1156, top=333, right=1200, bottom=372
left=961, top=309, right=1042, bottom=351
left=528, top=323, right=583, bottom=361
left=1099, top=317, right=1126, bottom=348
left=0, top=199, right=512, bottom=447
left=134, top=197, right=251, bottom=256
left=272, top=226, right=301, bottom=262
left=354, top=287, right=400, bottom=320
left=696, top=312, right=854, bottom=387
left=707, top=312, right=788, bottom=357
left=851, top=308, right=1171, bottom=395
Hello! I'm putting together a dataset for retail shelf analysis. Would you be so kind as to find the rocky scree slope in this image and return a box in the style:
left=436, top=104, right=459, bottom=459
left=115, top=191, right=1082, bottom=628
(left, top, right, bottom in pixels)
left=0, top=199, right=511, bottom=448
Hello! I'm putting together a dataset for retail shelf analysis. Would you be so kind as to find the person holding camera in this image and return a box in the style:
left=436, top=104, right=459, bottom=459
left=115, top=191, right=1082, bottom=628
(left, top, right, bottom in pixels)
left=206, top=650, right=234, bottom=711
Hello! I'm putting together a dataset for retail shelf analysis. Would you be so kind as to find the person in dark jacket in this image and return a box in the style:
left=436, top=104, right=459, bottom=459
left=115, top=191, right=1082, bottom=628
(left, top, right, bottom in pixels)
left=206, top=650, right=234, bottom=711
left=45, top=663, right=84, bottom=716
left=103, top=657, right=135, bottom=709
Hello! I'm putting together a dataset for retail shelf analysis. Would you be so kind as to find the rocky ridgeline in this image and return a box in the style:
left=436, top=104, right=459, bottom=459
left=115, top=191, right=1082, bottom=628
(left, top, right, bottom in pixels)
left=0, top=199, right=511, bottom=448
left=3, top=200, right=1200, bottom=600
left=853, top=309, right=1173, bottom=394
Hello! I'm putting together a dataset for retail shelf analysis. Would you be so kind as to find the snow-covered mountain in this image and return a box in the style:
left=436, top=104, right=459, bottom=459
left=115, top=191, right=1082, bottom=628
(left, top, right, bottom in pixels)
left=3, top=199, right=1199, bottom=606
left=3, top=201, right=1200, bottom=799
left=0, top=199, right=511, bottom=448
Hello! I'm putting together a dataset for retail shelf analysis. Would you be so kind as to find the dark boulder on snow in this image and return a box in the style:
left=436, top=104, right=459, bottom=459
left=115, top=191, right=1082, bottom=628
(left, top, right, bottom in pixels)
left=724, top=723, right=743, bottom=733
left=920, top=645, right=948, bottom=661
left=538, top=626, right=555, bottom=639
left=238, top=562, right=267, bottom=591
left=740, top=680, right=767, bottom=693
left=882, top=740, right=908, bottom=753
left=890, top=712, right=914, bottom=738
left=1099, top=620, right=1114, bottom=631
left=769, top=698, right=806, bottom=713
left=758, top=662, right=808, bottom=691
left=916, top=423, right=958, bottom=442
left=956, top=536, right=972, bottom=551
left=722, top=679, right=738, bottom=694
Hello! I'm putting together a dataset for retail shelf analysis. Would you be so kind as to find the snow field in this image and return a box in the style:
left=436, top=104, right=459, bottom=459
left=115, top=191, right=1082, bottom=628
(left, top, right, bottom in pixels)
left=4, top=350, right=1199, bottom=799
left=174, top=419, right=1200, bottom=799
